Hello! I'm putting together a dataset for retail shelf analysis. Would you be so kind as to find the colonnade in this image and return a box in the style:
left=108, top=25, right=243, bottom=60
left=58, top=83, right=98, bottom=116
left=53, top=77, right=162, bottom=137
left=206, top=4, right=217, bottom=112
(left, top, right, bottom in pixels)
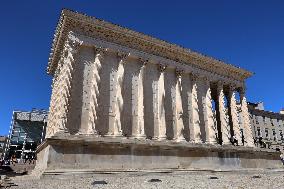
left=46, top=41, right=255, bottom=147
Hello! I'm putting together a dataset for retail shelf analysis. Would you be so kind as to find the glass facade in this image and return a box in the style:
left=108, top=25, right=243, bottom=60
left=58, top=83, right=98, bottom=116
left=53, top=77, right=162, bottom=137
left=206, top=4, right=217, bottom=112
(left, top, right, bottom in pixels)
left=3, top=109, right=48, bottom=161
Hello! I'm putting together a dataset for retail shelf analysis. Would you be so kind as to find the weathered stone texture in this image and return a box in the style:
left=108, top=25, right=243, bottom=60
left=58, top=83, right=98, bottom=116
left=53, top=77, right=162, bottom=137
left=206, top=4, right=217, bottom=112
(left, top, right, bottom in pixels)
left=35, top=10, right=282, bottom=175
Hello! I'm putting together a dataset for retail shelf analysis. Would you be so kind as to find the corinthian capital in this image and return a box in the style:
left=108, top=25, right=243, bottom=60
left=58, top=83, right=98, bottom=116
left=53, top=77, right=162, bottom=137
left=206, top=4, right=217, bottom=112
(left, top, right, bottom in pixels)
left=175, top=68, right=184, bottom=78
left=216, top=80, right=226, bottom=92
left=238, top=86, right=246, bottom=96
left=229, top=84, right=236, bottom=91
left=139, top=58, right=149, bottom=67
left=94, top=47, right=108, bottom=57
left=228, top=84, right=237, bottom=95
left=117, top=51, right=130, bottom=62
left=65, top=36, right=82, bottom=54
left=157, top=63, right=167, bottom=72
left=191, top=73, right=199, bottom=82
left=200, top=75, right=210, bottom=82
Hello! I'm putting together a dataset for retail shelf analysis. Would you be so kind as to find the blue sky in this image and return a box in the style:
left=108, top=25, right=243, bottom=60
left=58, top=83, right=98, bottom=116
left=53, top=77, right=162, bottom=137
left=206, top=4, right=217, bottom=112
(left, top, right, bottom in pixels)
left=0, top=0, right=283, bottom=135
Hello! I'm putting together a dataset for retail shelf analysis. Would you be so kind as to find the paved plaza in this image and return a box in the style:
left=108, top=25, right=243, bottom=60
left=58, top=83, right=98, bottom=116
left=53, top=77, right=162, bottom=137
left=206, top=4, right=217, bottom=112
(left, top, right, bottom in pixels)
left=6, top=170, right=284, bottom=189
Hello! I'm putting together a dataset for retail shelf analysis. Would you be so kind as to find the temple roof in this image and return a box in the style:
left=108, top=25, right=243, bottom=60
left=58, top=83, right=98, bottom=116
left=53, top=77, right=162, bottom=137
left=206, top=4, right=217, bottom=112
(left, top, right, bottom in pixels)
left=47, top=9, right=253, bottom=81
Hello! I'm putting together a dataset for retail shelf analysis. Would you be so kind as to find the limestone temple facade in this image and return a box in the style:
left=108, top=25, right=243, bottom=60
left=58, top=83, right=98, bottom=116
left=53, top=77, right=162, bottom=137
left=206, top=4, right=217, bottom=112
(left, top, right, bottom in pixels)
left=34, top=10, right=282, bottom=175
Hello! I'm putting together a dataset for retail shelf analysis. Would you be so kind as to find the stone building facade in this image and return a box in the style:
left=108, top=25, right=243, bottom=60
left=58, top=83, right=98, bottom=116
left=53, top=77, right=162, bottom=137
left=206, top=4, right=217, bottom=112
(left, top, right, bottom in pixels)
left=34, top=9, right=282, bottom=175
left=46, top=10, right=254, bottom=146
left=0, top=136, right=7, bottom=158
left=248, top=102, right=284, bottom=150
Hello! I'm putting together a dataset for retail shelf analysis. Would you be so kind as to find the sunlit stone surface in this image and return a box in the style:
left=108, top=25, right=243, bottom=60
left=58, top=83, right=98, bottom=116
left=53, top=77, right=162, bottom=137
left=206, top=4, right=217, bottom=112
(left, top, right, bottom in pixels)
left=34, top=9, right=282, bottom=176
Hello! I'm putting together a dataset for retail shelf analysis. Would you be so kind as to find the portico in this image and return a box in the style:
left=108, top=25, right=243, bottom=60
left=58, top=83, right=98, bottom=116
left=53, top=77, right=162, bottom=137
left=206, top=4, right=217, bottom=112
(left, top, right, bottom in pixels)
left=34, top=9, right=282, bottom=175
left=46, top=33, right=253, bottom=147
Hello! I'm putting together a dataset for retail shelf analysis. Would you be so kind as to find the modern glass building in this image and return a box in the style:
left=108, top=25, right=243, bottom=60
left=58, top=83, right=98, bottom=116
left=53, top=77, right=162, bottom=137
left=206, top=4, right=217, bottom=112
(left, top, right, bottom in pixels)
left=3, top=109, right=48, bottom=161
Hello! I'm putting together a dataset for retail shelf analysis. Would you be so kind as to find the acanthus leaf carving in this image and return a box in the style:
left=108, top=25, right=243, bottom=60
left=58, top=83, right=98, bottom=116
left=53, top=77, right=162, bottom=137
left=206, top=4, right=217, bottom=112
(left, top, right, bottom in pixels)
left=157, top=63, right=167, bottom=72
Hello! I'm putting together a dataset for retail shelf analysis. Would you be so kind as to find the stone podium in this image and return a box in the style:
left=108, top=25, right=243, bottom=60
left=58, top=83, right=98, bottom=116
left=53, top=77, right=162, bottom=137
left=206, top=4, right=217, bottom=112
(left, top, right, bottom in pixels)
left=35, top=9, right=282, bottom=175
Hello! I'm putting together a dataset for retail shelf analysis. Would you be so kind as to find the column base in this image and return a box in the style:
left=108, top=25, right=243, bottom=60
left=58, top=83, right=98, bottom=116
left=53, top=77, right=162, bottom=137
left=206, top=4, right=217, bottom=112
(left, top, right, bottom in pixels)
left=244, top=142, right=255, bottom=148
left=76, top=130, right=99, bottom=136
left=222, top=141, right=232, bottom=146
left=222, top=137, right=232, bottom=146
left=173, top=137, right=186, bottom=142
left=104, top=132, right=124, bottom=138
left=53, top=130, right=70, bottom=137
left=204, top=140, right=218, bottom=145
left=152, top=136, right=167, bottom=141
left=128, top=134, right=146, bottom=140
left=190, top=139, right=203, bottom=144
left=188, top=140, right=196, bottom=144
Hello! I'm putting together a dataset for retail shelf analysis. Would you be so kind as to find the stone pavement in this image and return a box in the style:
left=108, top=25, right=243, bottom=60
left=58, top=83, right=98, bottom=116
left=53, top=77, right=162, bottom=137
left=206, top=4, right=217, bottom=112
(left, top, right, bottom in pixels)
left=8, top=170, right=284, bottom=189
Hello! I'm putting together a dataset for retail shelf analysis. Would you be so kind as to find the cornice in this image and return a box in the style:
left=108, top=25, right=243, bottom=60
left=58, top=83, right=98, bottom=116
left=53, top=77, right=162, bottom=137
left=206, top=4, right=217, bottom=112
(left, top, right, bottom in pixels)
left=249, top=108, right=284, bottom=120
left=47, top=9, right=253, bottom=82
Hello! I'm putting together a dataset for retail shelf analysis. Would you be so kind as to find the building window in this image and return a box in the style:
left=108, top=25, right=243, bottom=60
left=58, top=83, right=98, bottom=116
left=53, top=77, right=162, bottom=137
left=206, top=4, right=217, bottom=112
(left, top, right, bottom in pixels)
left=265, top=128, right=269, bottom=138
left=280, top=130, right=283, bottom=140
left=271, top=119, right=274, bottom=126
left=277, top=119, right=281, bottom=127
left=272, top=129, right=276, bottom=141
left=257, top=127, right=261, bottom=137
left=256, top=117, right=259, bottom=124
left=262, top=116, right=265, bottom=123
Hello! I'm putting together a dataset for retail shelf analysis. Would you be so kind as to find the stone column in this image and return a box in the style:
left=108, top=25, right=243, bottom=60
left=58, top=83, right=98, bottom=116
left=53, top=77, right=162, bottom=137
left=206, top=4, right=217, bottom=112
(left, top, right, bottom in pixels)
left=130, top=58, right=147, bottom=139
left=228, top=85, right=241, bottom=144
left=190, top=74, right=202, bottom=143
left=239, top=87, right=255, bottom=147
left=172, top=69, right=185, bottom=142
left=77, top=47, right=94, bottom=135
left=77, top=47, right=106, bottom=135
left=152, top=64, right=167, bottom=140
left=217, top=81, right=231, bottom=145
left=46, top=36, right=82, bottom=137
left=88, top=47, right=106, bottom=135
left=202, top=77, right=217, bottom=144
left=105, top=51, right=129, bottom=137
left=180, top=73, right=193, bottom=142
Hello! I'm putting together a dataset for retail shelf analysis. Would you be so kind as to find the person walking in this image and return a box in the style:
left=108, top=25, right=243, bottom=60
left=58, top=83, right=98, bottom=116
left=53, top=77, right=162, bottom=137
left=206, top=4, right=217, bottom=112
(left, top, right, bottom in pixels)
left=11, top=154, right=17, bottom=166
left=280, top=152, right=284, bottom=165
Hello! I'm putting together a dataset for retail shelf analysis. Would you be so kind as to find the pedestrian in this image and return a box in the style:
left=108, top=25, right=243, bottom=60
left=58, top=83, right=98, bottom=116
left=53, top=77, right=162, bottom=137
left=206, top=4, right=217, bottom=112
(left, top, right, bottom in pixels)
left=24, top=154, right=28, bottom=164
left=280, top=152, right=284, bottom=165
left=11, top=154, right=17, bottom=166
left=233, top=135, right=238, bottom=146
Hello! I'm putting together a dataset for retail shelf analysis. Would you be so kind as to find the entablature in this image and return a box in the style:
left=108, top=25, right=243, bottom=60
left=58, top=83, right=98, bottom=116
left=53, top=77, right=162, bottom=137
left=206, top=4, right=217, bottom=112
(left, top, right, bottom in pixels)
left=63, top=31, right=245, bottom=89
left=47, top=9, right=253, bottom=83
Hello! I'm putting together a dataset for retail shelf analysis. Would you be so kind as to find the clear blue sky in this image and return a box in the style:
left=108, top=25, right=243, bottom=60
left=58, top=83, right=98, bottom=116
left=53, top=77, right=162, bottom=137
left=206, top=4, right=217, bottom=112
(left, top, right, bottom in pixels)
left=0, top=0, right=283, bottom=135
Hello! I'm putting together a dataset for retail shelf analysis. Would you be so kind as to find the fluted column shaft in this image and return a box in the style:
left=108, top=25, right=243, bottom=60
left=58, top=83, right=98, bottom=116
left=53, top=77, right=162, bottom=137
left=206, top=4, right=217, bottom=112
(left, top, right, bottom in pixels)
left=89, top=48, right=105, bottom=135
left=153, top=64, right=167, bottom=140
left=105, top=51, right=129, bottom=137
left=46, top=36, right=81, bottom=137
left=240, top=88, right=255, bottom=147
left=77, top=47, right=94, bottom=135
left=172, top=70, right=185, bottom=141
left=86, top=47, right=105, bottom=135
left=228, top=86, right=241, bottom=143
left=190, top=75, right=202, bottom=143
left=217, top=82, right=231, bottom=145
left=78, top=47, right=106, bottom=135
left=130, top=59, right=147, bottom=138
left=202, top=78, right=217, bottom=144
